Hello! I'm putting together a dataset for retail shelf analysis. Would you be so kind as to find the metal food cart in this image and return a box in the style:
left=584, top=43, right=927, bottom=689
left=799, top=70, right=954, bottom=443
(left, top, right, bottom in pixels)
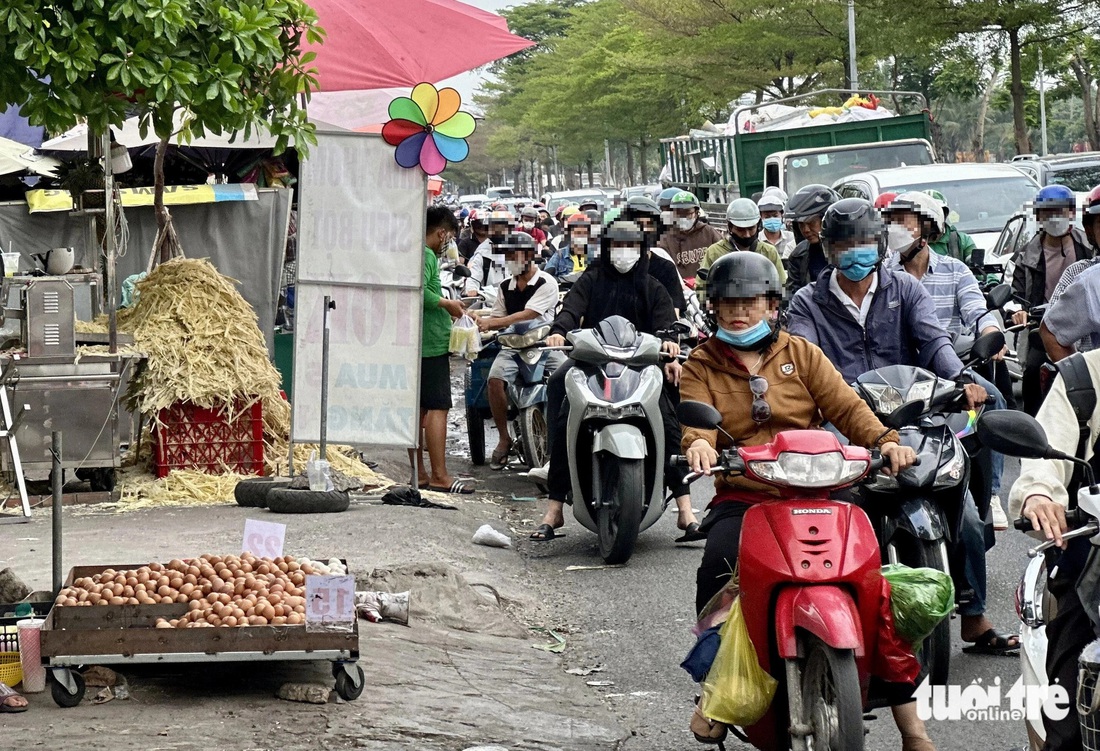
left=40, top=562, right=364, bottom=706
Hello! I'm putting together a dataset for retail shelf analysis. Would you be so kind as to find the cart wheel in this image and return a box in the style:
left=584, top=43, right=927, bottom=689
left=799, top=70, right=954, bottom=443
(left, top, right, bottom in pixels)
left=334, top=663, right=365, bottom=701
left=50, top=669, right=86, bottom=708
left=89, top=468, right=116, bottom=493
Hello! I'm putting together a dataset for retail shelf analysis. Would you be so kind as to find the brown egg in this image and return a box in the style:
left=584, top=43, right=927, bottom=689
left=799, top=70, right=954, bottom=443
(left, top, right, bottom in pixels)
left=183, top=573, right=197, bottom=586
left=246, top=615, right=265, bottom=626
left=277, top=561, right=289, bottom=574
left=137, top=571, right=150, bottom=584
left=160, top=595, right=174, bottom=604
left=121, top=585, right=134, bottom=598
left=149, top=562, right=164, bottom=572
left=156, top=620, right=173, bottom=629
left=179, top=583, right=195, bottom=597
left=287, top=613, right=303, bottom=625
left=157, top=585, right=171, bottom=597
left=168, top=559, right=184, bottom=571
left=301, top=564, right=314, bottom=575
left=169, top=576, right=183, bottom=589
left=261, top=603, right=276, bottom=621
left=108, top=596, right=125, bottom=605
left=222, top=615, right=237, bottom=627
left=125, top=576, right=138, bottom=588
left=271, top=616, right=287, bottom=625
left=64, top=597, right=78, bottom=606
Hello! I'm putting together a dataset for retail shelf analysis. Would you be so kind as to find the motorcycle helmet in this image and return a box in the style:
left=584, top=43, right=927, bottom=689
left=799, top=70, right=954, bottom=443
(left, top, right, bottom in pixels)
left=820, top=197, right=887, bottom=257
left=599, top=218, right=648, bottom=272
left=1034, top=184, right=1076, bottom=213
left=670, top=190, right=700, bottom=210
left=726, top=198, right=761, bottom=228
left=883, top=191, right=946, bottom=242
left=703, top=252, right=783, bottom=347
left=658, top=187, right=683, bottom=210
left=786, top=184, right=841, bottom=244
left=873, top=191, right=898, bottom=210
left=566, top=212, right=592, bottom=229
left=497, top=232, right=537, bottom=254
left=1084, top=184, right=1100, bottom=245
left=756, top=189, right=787, bottom=213
left=625, top=195, right=661, bottom=218
left=624, top=196, right=663, bottom=242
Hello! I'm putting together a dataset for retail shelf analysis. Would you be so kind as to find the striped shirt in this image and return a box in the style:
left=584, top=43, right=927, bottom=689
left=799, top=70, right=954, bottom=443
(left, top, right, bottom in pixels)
left=885, top=251, right=1002, bottom=336
left=1048, top=258, right=1100, bottom=352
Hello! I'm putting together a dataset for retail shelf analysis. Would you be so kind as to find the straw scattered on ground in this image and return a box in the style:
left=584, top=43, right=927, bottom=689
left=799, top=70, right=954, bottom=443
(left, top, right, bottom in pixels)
left=112, top=468, right=246, bottom=510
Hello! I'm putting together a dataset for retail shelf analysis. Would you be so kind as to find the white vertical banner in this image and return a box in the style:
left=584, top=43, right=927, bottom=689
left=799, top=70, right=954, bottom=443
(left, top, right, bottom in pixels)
left=293, top=132, right=426, bottom=448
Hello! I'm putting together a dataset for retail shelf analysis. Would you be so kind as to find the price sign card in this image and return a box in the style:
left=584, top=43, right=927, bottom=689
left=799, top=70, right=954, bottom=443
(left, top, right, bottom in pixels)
left=305, top=575, right=356, bottom=629
left=242, top=519, right=286, bottom=559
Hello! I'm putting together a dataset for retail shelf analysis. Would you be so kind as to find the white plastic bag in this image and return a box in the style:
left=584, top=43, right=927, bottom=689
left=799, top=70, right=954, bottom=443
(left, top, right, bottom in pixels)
left=449, top=314, right=481, bottom=360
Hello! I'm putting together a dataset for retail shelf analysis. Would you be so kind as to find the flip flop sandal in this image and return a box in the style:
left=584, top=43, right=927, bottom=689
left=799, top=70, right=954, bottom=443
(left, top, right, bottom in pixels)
left=426, top=480, right=476, bottom=495
left=0, top=682, right=28, bottom=713
left=675, top=522, right=707, bottom=543
left=962, top=628, right=1020, bottom=656
left=690, top=704, right=728, bottom=745
left=530, top=523, right=565, bottom=542
left=489, top=443, right=513, bottom=471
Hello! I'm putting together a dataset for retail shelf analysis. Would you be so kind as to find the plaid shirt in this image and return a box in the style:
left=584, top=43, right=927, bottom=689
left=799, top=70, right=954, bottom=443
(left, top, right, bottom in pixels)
left=885, top=251, right=1001, bottom=337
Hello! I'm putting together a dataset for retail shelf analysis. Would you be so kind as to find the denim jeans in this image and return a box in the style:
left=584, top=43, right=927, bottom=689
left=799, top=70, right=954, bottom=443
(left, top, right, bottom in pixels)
left=970, top=371, right=1006, bottom=496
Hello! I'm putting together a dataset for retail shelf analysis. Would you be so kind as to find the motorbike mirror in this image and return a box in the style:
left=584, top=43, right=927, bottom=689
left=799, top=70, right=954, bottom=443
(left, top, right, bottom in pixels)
left=976, top=411, right=1058, bottom=460
left=885, top=400, right=925, bottom=430
left=677, top=401, right=723, bottom=430
left=969, top=329, right=1006, bottom=363
left=452, top=265, right=472, bottom=279
left=985, top=283, right=1012, bottom=311
left=695, top=267, right=709, bottom=282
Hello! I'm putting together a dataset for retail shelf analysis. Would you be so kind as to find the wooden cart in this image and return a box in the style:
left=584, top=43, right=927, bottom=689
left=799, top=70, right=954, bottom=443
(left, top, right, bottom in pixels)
left=39, top=563, right=363, bottom=707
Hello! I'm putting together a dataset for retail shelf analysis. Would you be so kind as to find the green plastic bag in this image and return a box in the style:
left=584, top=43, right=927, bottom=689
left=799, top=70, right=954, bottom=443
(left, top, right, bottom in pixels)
left=700, top=597, right=778, bottom=726
left=882, top=563, right=955, bottom=645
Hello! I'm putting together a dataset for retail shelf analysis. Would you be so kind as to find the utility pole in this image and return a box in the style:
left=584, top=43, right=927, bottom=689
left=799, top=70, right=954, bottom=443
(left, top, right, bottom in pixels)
left=847, top=0, right=858, bottom=93
left=1039, top=47, right=1049, bottom=156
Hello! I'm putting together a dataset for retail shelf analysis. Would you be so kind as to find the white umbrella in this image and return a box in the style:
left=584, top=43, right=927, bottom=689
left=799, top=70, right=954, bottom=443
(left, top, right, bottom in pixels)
left=0, top=136, right=60, bottom=177
left=41, top=115, right=279, bottom=152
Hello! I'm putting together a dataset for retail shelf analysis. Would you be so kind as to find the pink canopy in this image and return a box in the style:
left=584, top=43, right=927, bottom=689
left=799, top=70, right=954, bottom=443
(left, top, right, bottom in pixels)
left=305, top=0, right=534, bottom=92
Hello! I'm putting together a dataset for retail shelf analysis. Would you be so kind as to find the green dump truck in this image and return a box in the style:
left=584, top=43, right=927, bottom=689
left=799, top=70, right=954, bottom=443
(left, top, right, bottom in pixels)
left=659, top=89, right=935, bottom=206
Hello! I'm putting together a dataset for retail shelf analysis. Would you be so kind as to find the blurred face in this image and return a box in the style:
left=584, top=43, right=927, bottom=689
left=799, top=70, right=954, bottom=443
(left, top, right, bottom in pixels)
left=505, top=248, right=534, bottom=275
left=716, top=297, right=776, bottom=331
left=760, top=209, right=783, bottom=220
left=473, top=223, right=488, bottom=241
left=1037, top=206, right=1074, bottom=223
left=636, top=216, right=657, bottom=235
left=428, top=225, right=454, bottom=254
left=674, top=207, right=697, bottom=228
left=728, top=224, right=757, bottom=241
left=798, top=215, right=823, bottom=244
left=570, top=226, right=588, bottom=251
left=488, top=222, right=510, bottom=242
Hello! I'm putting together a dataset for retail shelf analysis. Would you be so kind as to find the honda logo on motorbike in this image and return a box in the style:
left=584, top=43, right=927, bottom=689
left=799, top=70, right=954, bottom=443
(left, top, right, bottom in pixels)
left=791, top=508, right=833, bottom=515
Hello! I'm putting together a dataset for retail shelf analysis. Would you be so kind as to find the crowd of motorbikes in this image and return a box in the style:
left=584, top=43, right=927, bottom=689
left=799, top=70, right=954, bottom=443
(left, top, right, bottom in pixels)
left=441, top=220, right=1091, bottom=749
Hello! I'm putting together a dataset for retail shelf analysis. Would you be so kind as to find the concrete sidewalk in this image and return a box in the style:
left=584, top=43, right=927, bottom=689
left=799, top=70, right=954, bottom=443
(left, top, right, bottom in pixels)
left=0, top=447, right=626, bottom=751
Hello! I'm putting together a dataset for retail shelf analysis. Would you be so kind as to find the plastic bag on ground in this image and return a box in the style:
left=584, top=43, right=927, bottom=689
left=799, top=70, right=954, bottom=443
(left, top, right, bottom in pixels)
left=699, top=598, right=777, bottom=726
left=882, top=563, right=955, bottom=645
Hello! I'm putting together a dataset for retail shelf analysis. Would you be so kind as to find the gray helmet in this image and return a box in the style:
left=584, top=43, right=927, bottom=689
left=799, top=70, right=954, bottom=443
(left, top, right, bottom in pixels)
left=497, top=232, right=537, bottom=254
left=604, top=219, right=645, bottom=244
left=726, top=198, right=761, bottom=228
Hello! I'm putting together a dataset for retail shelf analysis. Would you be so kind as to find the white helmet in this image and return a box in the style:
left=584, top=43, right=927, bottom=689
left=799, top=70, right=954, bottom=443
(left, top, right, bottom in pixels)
left=884, top=191, right=945, bottom=241
left=757, top=188, right=788, bottom=212
left=726, top=198, right=761, bottom=229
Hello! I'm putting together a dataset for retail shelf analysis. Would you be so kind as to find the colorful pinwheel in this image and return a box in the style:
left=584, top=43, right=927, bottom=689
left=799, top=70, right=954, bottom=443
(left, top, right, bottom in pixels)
left=382, top=83, right=476, bottom=175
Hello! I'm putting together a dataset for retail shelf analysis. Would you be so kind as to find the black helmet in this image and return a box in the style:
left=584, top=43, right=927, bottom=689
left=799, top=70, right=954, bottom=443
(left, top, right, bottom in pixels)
left=604, top=218, right=645, bottom=245
left=625, top=195, right=661, bottom=218
left=497, top=232, right=537, bottom=254
left=820, top=198, right=886, bottom=256
left=785, top=184, right=841, bottom=222
left=705, top=251, right=783, bottom=302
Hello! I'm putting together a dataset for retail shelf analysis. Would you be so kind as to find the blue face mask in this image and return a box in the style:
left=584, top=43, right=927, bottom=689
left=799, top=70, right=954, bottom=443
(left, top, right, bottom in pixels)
left=836, top=245, right=880, bottom=282
left=716, top=319, right=772, bottom=349
left=761, top=218, right=784, bottom=233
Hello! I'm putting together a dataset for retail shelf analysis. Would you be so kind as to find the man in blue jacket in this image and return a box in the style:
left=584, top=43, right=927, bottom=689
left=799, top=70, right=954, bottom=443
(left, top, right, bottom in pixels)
left=787, top=197, right=1020, bottom=657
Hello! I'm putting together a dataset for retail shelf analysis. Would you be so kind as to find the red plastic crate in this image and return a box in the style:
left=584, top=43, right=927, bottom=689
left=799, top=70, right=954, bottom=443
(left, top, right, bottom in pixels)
left=153, top=399, right=264, bottom=478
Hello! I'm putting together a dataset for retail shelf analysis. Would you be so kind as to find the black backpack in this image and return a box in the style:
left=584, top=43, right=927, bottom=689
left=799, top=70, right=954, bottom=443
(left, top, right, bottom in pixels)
left=1057, top=352, right=1099, bottom=503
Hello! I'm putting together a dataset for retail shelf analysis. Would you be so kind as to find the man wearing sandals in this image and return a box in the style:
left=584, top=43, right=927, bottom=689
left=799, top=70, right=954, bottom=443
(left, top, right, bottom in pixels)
left=476, top=233, right=565, bottom=470
left=415, top=206, right=475, bottom=495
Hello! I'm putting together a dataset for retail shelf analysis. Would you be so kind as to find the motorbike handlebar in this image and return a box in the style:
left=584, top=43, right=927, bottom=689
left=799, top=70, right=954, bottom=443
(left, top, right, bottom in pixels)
left=1014, top=507, right=1087, bottom=532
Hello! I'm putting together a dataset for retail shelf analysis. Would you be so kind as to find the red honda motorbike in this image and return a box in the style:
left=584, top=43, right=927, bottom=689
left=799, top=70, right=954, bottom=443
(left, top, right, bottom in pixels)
left=678, top=401, right=918, bottom=751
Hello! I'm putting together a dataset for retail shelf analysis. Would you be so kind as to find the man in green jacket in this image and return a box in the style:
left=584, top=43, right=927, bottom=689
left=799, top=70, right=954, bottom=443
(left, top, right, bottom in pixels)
left=415, top=206, right=472, bottom=494
left=696, top=198, right=785, bottom=300
left=924, top=189, right=978, bottom=264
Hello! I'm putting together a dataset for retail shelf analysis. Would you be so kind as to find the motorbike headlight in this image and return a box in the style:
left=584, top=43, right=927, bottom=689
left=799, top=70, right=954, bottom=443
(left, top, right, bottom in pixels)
left=861, top=383, right=903, bottom=415
left=748, top=451, right=869, bottom=489
left=583, top=404, right=646, bottom=420
left=933, top=441, right=966, bottom=488
left=904, top=380, right=936, bottom=407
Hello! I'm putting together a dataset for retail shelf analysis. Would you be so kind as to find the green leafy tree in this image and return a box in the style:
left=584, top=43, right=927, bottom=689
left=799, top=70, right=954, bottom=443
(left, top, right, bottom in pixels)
left=0, top=0, right=322, bottom=262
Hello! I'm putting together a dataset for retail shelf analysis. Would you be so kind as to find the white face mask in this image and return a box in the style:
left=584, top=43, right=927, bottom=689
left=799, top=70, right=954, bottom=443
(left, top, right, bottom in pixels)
left=1043, top=216, right=1071, bottom=237
left=570, top=235, right=586, bottom=251
left=887, top=224, right=918, bottom=253
left=521, top=221, right=535, bottom=230
left=676, top=216, right=695, bottom=231
left=610, top=247, right=641, bottom=273
left=505, top=258, right=528, bottom=276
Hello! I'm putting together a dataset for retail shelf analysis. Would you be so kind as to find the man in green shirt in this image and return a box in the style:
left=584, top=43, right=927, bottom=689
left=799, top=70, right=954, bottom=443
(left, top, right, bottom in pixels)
left=415, top=206, right=472, bottom=494
left=924, top=189, right=978, bottom=265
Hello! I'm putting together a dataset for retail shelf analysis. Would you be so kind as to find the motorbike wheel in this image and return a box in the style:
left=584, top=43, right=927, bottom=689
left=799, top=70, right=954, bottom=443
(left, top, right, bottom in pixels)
left=518, top=405, right=549, bottom=471
left=891, top=536, right=952, bottom=685
left=595, top=456, right=644, bottom=565
left=798, top=636, right=864, bottom=751
left=467, top=405, right=486, bottom=466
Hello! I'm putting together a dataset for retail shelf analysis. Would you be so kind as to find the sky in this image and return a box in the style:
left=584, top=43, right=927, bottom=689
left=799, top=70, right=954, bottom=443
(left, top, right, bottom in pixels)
left=440, top=0, right=516, bottom=109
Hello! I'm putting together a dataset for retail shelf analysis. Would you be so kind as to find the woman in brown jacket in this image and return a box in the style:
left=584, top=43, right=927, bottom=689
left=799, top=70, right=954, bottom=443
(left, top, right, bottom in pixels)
left=681, top=252, right=933, bottom=751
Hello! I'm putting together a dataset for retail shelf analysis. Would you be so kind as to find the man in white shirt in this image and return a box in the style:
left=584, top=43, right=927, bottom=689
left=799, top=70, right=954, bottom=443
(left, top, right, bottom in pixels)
left=477, top=233, right=565, bottom=469
left=466, top=211, right=512, bottom=296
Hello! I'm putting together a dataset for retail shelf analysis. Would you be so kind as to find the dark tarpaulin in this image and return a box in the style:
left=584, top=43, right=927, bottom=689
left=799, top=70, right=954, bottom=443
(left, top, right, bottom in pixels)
left=0, top=187, right=291, bottom=353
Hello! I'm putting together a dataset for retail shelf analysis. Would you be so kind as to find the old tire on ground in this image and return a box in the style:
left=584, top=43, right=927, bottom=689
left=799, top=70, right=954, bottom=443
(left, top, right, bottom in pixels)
left=266, top=487, right=350, bottom=514
left=234, top=478, right=290, bottom=508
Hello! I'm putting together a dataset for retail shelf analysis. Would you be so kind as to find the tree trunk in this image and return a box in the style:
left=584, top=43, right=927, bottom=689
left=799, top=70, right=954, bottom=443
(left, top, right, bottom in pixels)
left=973, top=60, right=1003, bottom=162
left=639, top=138, right=647, bottom=183
left=625, top=141, right=635, bottom=186
left=586, top=158, right=594, bottom=188
left=1008, top=29, right=1032, bottom=155
left=151, top=135, right=183, bottom=268
left=1071, top=53, right=1100, bottom=150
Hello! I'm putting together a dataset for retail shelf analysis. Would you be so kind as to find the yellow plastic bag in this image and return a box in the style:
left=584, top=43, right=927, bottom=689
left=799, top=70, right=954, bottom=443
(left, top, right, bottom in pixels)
left=700, top=597, right=778, bottom=727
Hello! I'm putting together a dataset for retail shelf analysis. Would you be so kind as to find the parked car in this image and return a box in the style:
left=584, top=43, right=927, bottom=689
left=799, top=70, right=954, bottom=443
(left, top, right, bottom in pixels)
left=833, top=163, right=1041, bottom=253
left=1009, top=152, right=1100, bottom=199
left=539, top=189, right=612, bottom=214
left=620, top=184, right=662, bottom=201
left=486, top=186, right=517, bottom=200
left=458, top=193, right=490, bottom=208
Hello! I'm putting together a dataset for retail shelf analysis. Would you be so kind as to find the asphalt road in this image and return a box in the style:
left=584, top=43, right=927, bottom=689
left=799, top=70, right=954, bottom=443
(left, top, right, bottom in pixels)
left=500, top=452, right=1034, bottom=751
